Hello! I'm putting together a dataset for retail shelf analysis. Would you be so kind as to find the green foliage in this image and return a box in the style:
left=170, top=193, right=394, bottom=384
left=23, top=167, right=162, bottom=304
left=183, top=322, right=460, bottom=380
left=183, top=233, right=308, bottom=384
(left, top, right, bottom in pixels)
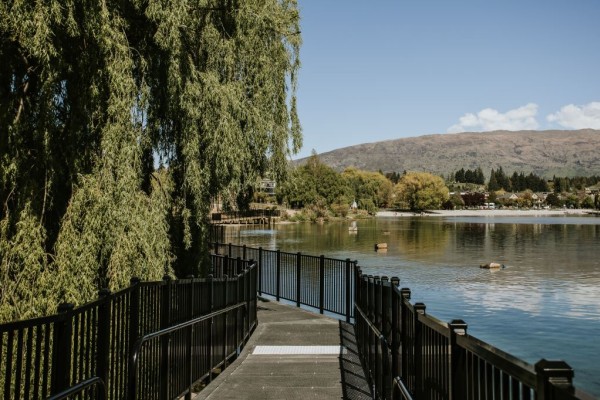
left=342, top=167, right=393, bottom=210
left=277, top=153, right=352, bottom=209
left=0, top=0, right=301, bottom=321
left=552, top=175, right=600, bottom=193
left=445, top=192, right=465, bottom=210
left=0, top=204, right=57, bottom=321
left=453, top=167, right=485, bottom=185
left=278, top=155, right=394, bottom=215
left=487, top=167, right=549, bottom=192
left=393, top=172, right=449, bottom=211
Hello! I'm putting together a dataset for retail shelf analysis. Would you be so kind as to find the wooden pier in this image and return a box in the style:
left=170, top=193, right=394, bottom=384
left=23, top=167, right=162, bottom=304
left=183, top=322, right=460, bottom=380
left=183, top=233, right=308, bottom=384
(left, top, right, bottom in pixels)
left=194, top=299, right=372, bottom=400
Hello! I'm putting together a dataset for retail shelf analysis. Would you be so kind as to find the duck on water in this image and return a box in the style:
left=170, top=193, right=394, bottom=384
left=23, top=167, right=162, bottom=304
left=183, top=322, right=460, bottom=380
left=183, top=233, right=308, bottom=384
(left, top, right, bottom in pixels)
left=480, top=262, right=506, bottom=269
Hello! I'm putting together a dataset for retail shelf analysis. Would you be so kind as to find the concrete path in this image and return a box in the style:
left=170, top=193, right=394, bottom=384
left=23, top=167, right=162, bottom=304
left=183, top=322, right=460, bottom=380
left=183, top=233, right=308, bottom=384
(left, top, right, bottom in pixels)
left=194, top=299, right=372, bottom=400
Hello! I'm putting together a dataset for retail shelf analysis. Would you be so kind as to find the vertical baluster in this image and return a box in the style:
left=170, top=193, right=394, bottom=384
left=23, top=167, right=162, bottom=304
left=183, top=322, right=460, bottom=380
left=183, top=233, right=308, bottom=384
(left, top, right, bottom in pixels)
left=160, top=275, right=172, bottom=399
left=96, top=289, right=110, bottom=400
left=413, top=302, right=426, bottom=399
left=50, top=303, right=74, bottom=396
left=22, top=326, right=34, bottom=399
left=33, top=325, right=44, bottom=398
left=296, top=252, right=302, bottom=307
left=4, top=330, right=14, bottom=399
left=42, top=323, right=51, bottom=398
left=13, top=328, right=24, bottom=398
left=390, top=277, right=400, bottom=382
left=345, top=259, right=351, bottom=322
left=276, top=250, right=281, bottom=301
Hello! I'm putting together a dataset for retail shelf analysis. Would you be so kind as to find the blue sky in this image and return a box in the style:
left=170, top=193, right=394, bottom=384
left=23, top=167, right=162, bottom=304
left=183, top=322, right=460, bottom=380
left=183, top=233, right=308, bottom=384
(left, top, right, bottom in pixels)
left=293, top=0, right=600, bottom=159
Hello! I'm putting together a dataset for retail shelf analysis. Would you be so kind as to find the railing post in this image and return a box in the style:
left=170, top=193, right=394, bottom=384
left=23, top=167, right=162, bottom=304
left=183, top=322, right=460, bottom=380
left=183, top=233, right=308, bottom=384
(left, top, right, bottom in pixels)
left=228, top=242, right=232, bottom=257
left=223, top=254, right=229, bottom=277
left=243, top=244, right=247, bottom=261
left=160, top=275, right=172, bottom=400
left=97, top=289, right=111, bottom=400
left=214, top=241, right=219, bottom=255
left=381, top=276, right=389, bottom=337
left=258, top=247, right=263, bottom=295
left=223, top=275, right=229, bottom=368
left=129, top=277, right=140, bottom=352
left=246, top=260, right=253, bottom=335
left=186, top=276, right=195, bottom=400
left=365, top=275, right=371, bottom=321
left=354, top=267, right=361, bottom=309
left=319, top=255, right=325, bottom=314
left=345, top=258, right=351, bottom=322
left=400, top=287, right=411, bottom=382
left=380, top=335, right=392, bottom=400
left=449, top=319, right=468, bottom=400
left=296, top=252, right=302, bottom=307
left=390, top=277, right=400, bottom=389
left=535, top=359, right=575, bottom=399
left=414, top=303, right=426, bottom=399
left=372, top=275, right=379, bottom=327
left=234, top=270, right=240, bottom=357
left=276, top=250, right=281, bottom=301
left=208, top=274, right=214, bottom=382
left=51, top=303, right=74, bottom=396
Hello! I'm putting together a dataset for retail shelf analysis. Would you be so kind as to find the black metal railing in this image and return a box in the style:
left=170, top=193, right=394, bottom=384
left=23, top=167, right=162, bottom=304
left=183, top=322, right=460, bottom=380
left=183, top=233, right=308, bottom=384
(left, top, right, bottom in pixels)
left=213, top=242, right=591, bottom=399
left=213, top=242, right=355, bottom=322
left=2, top=241, right=593, bottom=400
left=0, top=255, right=257, bottom=400
left=354, top=270, right=593, bottom=400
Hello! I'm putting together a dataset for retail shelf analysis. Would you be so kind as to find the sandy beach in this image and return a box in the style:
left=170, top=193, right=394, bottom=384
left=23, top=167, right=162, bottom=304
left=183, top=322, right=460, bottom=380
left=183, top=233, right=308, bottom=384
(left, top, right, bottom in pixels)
left=376, top=209, right=593, bottom=217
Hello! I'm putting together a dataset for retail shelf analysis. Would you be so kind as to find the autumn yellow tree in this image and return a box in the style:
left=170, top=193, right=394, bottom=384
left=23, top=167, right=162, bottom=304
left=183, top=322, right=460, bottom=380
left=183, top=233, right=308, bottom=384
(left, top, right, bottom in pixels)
left=394, top=172, right=449, bottom=211
left=342, top=167, right=393, bottom=212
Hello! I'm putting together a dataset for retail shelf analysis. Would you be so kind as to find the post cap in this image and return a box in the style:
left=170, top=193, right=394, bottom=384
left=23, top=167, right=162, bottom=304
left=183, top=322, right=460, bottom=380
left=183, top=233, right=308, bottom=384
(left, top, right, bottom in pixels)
left=535, top=359, right=574, bottom=379
left=130, top=277, right=141, bottom=285
left=449, top=319, right=468, bottom=334
left=57, top=303, right=74, bottom=313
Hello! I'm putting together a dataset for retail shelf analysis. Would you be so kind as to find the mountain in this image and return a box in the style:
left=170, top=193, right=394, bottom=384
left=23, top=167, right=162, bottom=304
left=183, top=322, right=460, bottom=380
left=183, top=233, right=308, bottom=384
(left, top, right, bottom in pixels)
left=296, top=129, right=600, bottom=178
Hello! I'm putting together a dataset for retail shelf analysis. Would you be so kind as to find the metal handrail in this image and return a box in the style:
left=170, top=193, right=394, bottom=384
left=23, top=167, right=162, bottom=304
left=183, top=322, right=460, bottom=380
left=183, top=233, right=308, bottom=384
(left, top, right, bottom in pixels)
left=393, top=377, right=414, bottom=400
left=355, top=304, right=394, bottom=399
left=47, top=376, right=106, bottom=400
left=127, top=302, right=247, bottom=399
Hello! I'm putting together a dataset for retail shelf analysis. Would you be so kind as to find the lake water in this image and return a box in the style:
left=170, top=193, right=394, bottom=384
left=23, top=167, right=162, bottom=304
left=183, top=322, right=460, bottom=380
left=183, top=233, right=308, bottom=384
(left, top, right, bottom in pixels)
left=223, top=215, right=600, bottom=397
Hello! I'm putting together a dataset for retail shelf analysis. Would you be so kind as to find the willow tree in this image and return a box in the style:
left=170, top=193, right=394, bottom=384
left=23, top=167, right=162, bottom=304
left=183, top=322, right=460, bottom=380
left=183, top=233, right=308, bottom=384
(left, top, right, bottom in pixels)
left=0, top=0, right=301, bottom=320
left=394, top=172, right=449, bottom=212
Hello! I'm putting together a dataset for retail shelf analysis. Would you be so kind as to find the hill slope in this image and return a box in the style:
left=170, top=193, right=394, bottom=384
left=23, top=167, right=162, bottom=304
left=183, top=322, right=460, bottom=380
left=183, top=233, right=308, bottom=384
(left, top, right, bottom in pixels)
left=298, top=129, right=600, bottom=178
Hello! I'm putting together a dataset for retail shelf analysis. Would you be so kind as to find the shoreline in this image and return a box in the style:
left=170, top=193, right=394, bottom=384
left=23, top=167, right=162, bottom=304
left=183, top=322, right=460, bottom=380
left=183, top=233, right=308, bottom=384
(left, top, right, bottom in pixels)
left=376, top=209, right=594, bottom=218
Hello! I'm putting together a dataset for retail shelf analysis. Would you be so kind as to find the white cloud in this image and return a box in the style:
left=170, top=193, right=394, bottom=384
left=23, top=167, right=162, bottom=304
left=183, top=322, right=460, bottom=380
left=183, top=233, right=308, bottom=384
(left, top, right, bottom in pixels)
left=547, top=102, right=600, bottom=129
left=448, top=103, right=539, bottom=133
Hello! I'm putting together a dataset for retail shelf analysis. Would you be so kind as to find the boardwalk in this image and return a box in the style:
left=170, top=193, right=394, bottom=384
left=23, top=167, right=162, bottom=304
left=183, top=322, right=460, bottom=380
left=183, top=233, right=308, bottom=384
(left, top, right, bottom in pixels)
left=194, top=299, right=372, bottom=400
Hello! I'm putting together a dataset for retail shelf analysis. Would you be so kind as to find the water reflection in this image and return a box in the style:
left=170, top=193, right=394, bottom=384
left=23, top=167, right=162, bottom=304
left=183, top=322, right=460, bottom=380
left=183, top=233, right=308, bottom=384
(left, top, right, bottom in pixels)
left=227, top=216, right=600, bottom=396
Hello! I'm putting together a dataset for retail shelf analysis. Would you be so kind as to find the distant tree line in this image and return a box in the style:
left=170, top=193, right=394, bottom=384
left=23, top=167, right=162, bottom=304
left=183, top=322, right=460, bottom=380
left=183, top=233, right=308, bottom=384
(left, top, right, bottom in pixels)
left=487, top=167, right=549, bottom=192
left=279, top=159, right=600, bottom=219
left=449, top=168, right=485, bottom=185
left=552, top=175, right=600, bottom=193
left=382, top=166, right=600, bottom=197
